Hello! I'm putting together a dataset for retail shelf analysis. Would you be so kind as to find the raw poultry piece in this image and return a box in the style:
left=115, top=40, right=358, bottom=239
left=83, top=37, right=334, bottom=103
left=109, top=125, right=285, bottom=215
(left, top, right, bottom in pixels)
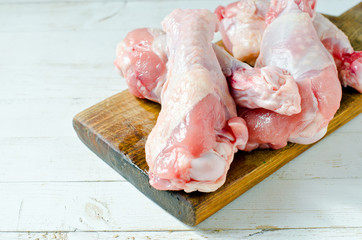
left=313, top=13, right=362, bottom=92
left=215, top=0, right=269, bottom=65
left=240, top=0, right=341, bottom=151
left=145, top=9, right=248, bottom=192
left=115, top=29, right=301, bottom=116
left=114, top=28, right=167, bottom=103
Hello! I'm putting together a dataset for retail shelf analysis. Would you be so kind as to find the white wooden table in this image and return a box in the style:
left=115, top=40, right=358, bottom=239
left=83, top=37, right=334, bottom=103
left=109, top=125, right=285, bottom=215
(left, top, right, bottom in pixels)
left=1, top=0, right=361, bottom=239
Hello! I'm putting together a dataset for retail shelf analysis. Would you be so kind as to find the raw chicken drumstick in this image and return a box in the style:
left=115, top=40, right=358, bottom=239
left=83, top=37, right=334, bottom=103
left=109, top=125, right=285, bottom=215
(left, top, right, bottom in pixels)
left=145, top=9, right=248, bottom=192
left=115, top=29, right=301, bottom=116
left=240, top=0, right=342, bottom=151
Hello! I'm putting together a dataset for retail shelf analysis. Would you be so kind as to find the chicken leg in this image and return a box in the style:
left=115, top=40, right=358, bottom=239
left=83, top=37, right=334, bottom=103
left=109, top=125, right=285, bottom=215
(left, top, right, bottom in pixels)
left=145, top=9, right=248, bottom=192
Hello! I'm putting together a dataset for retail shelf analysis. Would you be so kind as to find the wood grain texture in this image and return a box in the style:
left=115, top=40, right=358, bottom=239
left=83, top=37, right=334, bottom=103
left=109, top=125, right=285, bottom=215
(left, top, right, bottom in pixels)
left=73, top=3, right=362, bottom=226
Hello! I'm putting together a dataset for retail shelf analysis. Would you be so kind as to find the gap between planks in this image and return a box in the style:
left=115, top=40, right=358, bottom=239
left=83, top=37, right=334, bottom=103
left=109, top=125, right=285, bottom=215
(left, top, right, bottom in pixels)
left=2, top=229, right=362, bottom=240
left=2, top=226, right=362, bottom=232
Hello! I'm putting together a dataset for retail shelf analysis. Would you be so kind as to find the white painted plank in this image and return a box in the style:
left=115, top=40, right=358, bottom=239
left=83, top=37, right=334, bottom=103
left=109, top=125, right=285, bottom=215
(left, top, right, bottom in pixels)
left=201, top=178, right=362, bottom=230
left=0, top=137, right=124, bottom=182
left=0, top=1, right=234, bottom=32
left=0, top=0, right=359, bottom=33
left=0, top=65, right=124, bottom=100
left=0, top=31, right=123, bottom=70
left=269, top=115, right=362, bottom=180
left=0, top=98, right=99, bottom=138
left=1, top=182, right=189, bottom=232
left=1, top=228, right=362, bottom=240
left=1, top=179, right=362, bottom=231
left=0, top=31, right=126, bottom=102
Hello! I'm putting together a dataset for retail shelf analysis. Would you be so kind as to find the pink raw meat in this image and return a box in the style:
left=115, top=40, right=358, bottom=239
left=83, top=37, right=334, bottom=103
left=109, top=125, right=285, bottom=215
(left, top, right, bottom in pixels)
left=114, top=28, right=167, bottom=102
left=313, top=13, right=362, bottom=92
left=215, top=0, right=269, bottom=65
left=115, top=29, right=301, bottom=116
left=240, top=0, right=341, bottom=151
left=145, top=9, right=248, bottom=192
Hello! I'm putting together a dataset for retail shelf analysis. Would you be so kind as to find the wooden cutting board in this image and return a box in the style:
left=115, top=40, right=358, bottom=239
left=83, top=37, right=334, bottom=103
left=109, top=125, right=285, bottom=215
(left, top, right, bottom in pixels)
left=73, top=3, right=362, bottom=226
